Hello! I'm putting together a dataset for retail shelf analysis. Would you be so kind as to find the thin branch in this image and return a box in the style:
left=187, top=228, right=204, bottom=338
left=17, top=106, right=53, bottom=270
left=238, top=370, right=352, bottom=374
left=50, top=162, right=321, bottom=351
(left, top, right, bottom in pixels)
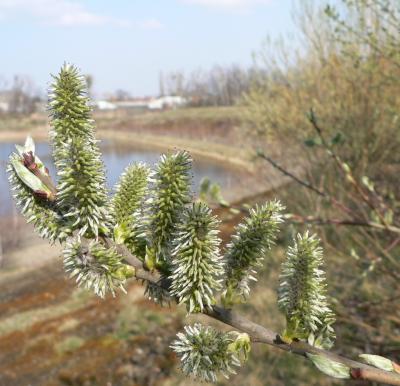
left=257, top=149, right=400, bottom=235
left=32, top=147, right=400, bottom=384
left=257, top=150, right=356, bottom=217
left=308, top=110, right=392, bottom=230
left=288, top=214, right=400, bottom=234
left=257, top=150, right=326, bottom=198
left=108, top=237, right=400, bottom=386
left=206, top=306, right=400, bottom=385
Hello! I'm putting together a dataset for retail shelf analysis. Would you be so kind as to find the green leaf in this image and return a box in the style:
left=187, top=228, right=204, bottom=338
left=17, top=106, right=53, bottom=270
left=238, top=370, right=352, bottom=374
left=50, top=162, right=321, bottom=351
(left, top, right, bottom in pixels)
left=15, top=135, right=35, bottom=156
left=341, top=162, right=351, bottom=174
left=384, top=209, right=394, bottom=225
left=227, top=332, right=251, bottom=361
left=10, top=157, right=52, bottom=196
left=113, top=222, right=130, bottom=244
left=304, top=138, right=316, bottom=147
left=359, top=354, right=394, bottom=372
left=15, top=136, right=49, bottom=176
left=361, top=176, right=375, bottom=192
left=308, top=354, right=350, bottom=379
left=330, top=132, right=345, bottom=146
left=199, top=177, right=211, bottom=200
left=304, top=137, right=322, bottom=147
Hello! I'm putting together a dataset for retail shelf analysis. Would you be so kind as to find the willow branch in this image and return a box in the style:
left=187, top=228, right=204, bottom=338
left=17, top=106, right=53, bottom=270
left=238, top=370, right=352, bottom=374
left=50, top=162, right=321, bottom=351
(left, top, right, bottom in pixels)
left=308, top=110, right=391, bottom=229
left=108, top=237, right=400, bottom=386
left=257, top=151, right=400, bottom=235
left=257, top=151, right=355, bottom=216
left=44, top=170, right=400, bottom=384
left=206, top=307, right=400, bottom=385
left=288, top=214, right=400, bottom=235
left=257, top=150, right=326, bottom=198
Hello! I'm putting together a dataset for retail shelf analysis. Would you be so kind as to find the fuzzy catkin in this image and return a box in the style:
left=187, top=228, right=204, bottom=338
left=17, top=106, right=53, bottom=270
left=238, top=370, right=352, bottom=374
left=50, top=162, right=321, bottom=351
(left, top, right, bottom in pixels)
left=171, top=323, right=241, bottom=383
left=169, top=202, right=224, bottom=313
left=224, top=200, right=284, bottom=302
left=49, top=64, right=110, bottom=237
left=63, top=237, right=134, bottom=298
left=147, top=150, right=192, bottom=265
left=111, top=162, right=150, bottom=257
left=278, top=232, right=335, bottom=348
left=112, top=162, right=149, bottom=225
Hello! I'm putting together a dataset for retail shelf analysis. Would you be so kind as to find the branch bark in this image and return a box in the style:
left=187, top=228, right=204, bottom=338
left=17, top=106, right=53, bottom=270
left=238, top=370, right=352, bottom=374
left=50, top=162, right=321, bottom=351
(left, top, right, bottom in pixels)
left=257, top=151, right=400, bottom=235
left=289, top=214, right=400, bottom=235
left=109, top=238, right=400, bottom=386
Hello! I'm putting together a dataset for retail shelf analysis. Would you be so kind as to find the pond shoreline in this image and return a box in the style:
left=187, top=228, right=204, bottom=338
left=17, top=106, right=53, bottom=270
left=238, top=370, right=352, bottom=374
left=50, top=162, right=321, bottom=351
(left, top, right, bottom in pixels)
left=0, top=128, right=254, bottom=173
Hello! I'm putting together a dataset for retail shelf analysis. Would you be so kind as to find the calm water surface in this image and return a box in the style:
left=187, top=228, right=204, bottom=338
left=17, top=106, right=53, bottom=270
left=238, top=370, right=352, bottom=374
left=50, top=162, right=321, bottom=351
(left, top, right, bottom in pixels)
left=0, top=140, right=243, bottom=216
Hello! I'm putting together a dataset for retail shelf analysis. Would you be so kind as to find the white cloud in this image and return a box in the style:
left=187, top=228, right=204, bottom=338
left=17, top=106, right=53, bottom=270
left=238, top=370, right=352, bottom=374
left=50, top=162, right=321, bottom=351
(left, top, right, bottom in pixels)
left=0, top=0, right=131, bottom=27
left=137, top=18, right=164, bottom=30
left=181, top=0, right=272, bottom=11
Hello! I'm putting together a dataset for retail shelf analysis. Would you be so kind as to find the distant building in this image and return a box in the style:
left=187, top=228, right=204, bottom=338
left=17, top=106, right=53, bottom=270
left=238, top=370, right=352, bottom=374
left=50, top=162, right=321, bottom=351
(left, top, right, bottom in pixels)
left=94, top=100, right=117, bottom=110
left=92, top=95, right=187, bottom=112
left=148, top=95, right=187, bottom=110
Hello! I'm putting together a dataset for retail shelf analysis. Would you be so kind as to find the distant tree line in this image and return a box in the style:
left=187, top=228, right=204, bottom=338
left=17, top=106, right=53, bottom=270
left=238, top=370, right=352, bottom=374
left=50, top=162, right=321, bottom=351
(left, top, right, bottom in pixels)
left=159, top=65, right=263, bottom=106
left=0, top=75, right=42, bottom=115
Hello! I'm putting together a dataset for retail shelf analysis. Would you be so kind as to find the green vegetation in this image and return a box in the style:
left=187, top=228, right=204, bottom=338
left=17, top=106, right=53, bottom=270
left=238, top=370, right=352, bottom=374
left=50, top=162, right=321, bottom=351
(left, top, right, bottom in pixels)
left=8, top=61, right=400, bottom=386
left=104, top=105, right=243, bottom=126
left=5, top=3, right=400, bottom=383
left=243, top=0, right=400, bottom=376
left=56, top=336, right=85, bottom=354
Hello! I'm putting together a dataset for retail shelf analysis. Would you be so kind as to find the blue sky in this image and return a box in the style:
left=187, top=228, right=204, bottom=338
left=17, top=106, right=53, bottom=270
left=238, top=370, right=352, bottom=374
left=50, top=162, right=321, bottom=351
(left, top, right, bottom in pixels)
left=0, top=0, right=296, bottom=97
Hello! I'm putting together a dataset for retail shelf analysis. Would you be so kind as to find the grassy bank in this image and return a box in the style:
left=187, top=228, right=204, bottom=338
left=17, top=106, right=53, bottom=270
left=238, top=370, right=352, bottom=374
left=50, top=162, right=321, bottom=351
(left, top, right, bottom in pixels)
left=0, top=106, right=252, bottom=170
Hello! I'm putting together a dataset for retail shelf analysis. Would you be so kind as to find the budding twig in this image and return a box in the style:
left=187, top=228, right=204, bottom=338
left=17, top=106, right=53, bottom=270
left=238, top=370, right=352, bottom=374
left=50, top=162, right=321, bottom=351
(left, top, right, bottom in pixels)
left=103, top=235, right=400, bottom=386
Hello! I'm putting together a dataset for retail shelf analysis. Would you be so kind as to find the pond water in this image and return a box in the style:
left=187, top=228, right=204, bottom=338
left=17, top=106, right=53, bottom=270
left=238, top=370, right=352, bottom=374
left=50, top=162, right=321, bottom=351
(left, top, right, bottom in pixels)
left=0, top=139, right=244, bottom=216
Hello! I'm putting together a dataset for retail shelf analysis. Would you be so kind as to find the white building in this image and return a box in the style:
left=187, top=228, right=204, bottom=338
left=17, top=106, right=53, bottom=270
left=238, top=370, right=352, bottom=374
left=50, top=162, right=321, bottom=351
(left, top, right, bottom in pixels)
left=93, top=100, right=117, bottom=110
left=148, top=95, right=187, bottom=110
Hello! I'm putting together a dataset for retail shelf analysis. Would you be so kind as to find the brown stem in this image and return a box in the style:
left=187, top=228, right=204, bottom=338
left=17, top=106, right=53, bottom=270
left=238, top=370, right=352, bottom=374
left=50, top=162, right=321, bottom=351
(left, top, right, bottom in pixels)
left=257, top=151, right=355, bottom=216
left=257, top=152, right=400, bottom=235
left=105, top=237, right=400, bottom=386
left=308, top=111, right=391, bottom=230
left=207, top=306, right=400, bottom=385
left=289, top=214, right=400, bottom=235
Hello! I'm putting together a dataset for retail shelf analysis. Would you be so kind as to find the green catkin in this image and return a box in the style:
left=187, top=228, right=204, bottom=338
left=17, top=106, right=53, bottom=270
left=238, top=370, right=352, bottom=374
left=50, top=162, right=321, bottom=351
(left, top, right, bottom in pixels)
left=223, top=201, right=284, bottom=304
left=49, top=64, right=110, bottom=237
left=111, top=162, right=150, bottom=258
left=171, top=324, right=242, bottom=383
left=169, top=202, right=224, bottom=313
left=63, top=237, right=135, bottom=298
left=7, top=64, right=341, bottom=384
left=278, top=232, right=335, bottom=348
left=147, top=150, right=192, bottom=266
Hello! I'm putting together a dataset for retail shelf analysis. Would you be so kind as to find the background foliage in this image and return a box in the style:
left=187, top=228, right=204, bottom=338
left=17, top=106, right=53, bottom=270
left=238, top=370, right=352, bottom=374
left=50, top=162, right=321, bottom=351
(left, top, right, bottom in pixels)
left=243, top=0, right=400, bottom=368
